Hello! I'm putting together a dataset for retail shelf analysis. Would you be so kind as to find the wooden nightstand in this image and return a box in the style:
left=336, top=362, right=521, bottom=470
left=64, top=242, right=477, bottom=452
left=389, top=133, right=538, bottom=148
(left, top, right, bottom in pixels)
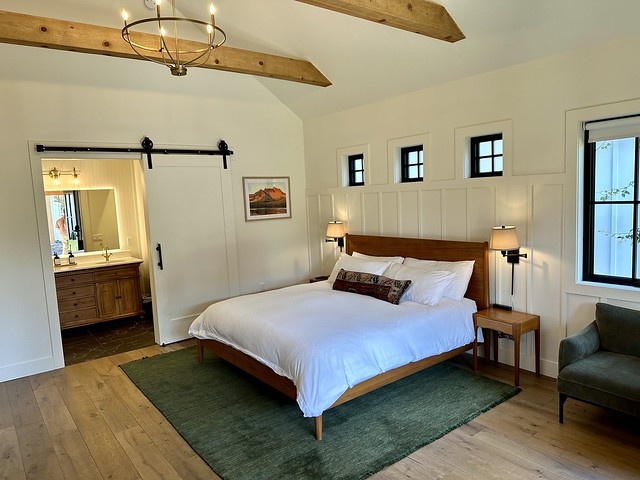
left=472, top=308, right=540, bottom=386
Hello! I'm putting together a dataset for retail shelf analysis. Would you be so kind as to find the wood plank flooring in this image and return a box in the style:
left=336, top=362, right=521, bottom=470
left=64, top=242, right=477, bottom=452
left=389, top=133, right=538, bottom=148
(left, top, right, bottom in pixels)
left=1, top=341, right=639, bottom=480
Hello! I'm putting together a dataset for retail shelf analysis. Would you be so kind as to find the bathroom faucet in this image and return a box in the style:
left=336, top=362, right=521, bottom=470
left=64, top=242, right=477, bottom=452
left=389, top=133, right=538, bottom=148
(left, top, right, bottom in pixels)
left=102, top=244, right=112, bottom=262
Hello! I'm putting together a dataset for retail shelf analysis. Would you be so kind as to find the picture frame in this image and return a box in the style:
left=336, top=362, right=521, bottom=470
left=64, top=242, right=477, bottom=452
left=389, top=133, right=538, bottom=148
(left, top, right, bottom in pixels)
left=242, top=176, right=291, bottom=221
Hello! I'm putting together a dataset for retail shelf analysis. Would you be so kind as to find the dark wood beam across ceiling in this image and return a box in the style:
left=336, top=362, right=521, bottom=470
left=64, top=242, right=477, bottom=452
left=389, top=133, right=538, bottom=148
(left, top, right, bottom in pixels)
left=295, top=0, right=465, bottom=43
left=0, top=10, right=331, bottom=87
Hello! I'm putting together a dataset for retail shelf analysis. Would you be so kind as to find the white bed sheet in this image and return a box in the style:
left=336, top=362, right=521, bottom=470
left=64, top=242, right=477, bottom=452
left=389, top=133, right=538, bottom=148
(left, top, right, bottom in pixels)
left=188, top=281, right=479, bottom=417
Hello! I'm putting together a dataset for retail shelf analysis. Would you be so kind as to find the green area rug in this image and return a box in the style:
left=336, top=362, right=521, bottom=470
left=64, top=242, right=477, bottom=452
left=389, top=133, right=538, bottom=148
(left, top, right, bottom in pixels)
left=121, top=347, right=519, bottom=480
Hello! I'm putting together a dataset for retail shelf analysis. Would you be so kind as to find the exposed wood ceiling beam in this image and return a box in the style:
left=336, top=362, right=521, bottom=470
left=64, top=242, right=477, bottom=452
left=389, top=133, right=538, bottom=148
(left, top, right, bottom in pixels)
left=295, top=0, right=464, bottom=43
left=0, top=10, right=331, bottom=87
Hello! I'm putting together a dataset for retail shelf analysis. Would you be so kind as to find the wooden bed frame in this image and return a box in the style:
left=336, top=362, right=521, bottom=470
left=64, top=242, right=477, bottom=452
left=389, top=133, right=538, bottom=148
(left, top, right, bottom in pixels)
left=197, top=234, right=489, bottom=440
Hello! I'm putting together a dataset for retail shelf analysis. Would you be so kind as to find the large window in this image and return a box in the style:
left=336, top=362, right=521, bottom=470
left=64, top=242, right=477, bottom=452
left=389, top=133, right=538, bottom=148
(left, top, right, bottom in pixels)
left=470, top=134, right=503, bottom=177
left=347, top=153, right=365, bottom=186
left=400, top=145, right=423, bottom=182
left=583, top=117, right=640, bottom=287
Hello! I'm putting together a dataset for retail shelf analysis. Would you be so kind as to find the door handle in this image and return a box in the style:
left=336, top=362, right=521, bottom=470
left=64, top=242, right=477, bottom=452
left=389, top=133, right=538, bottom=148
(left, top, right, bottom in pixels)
left=156, top=243, right=164, bottom=270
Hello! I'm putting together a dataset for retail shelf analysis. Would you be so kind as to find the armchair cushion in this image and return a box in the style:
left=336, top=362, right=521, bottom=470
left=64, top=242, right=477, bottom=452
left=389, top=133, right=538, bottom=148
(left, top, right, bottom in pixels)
left=596, top=302, right=640, bottom=357
left=557, top=351, right=640, bottom=417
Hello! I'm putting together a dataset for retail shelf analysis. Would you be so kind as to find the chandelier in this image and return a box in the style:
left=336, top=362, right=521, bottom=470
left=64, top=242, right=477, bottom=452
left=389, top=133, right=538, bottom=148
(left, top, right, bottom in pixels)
left=121, top=0, right=226, bottom=76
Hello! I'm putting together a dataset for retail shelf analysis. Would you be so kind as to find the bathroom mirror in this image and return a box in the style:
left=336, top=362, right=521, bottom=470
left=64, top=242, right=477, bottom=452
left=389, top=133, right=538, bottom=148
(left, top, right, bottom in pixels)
left=45, top=189, right=120, bottom=255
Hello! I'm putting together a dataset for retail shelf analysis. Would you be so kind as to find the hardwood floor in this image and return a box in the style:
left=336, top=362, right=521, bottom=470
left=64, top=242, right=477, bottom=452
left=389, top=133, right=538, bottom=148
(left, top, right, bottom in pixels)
left=1, top=342, right=639, bottom=480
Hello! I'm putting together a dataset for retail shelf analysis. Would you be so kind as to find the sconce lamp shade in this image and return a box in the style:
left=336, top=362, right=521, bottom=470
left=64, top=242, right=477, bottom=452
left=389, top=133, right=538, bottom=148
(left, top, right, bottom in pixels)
left=490, top=225, right=520, bottom=251
left=326, top=221, right=346, bottom=238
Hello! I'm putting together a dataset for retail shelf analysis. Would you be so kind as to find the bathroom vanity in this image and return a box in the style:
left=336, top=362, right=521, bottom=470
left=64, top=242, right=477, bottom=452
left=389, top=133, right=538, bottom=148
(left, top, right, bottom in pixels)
left=54, top=259, right=144, bottom=329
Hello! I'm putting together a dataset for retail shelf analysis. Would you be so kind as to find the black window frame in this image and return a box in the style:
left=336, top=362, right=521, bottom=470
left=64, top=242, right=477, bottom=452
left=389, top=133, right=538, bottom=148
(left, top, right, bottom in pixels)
left=347, top=153, right=365, bottom=187
left=470, top=133, right=503, bottom=178
left=400, top=145, right=423, bottom=183
left=583, top=131, right=640, bottom=288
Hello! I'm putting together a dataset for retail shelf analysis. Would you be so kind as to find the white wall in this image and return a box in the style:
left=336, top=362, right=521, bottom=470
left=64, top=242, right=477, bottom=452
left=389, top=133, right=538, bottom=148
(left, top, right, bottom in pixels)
left=303, top=32, right=640, bottom=378
left=0, top=43, right=308, bottom=382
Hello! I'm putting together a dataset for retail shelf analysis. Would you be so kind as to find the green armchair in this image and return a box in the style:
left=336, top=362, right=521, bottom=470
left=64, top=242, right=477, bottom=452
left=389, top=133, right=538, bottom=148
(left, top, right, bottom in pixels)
left=557, top=302, right=640, bottom=422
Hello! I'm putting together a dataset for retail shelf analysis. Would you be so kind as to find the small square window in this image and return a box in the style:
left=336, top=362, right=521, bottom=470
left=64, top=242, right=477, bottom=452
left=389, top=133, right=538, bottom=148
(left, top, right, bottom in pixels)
left=400, top=145, right=423, bottom=183
left=348, top=153, right=365, bottom=186
left=470, top=134, right=503, bottom=178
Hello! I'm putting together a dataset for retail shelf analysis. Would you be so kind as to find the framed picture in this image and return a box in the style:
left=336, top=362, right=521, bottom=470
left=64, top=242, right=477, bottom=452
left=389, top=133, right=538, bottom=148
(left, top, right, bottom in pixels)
left=242, top=176, right=291, bottom=221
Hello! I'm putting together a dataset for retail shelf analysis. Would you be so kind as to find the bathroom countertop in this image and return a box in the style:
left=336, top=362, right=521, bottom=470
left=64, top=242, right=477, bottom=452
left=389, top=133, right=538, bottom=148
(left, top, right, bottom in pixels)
left=53, top=257, right=142, bottom=274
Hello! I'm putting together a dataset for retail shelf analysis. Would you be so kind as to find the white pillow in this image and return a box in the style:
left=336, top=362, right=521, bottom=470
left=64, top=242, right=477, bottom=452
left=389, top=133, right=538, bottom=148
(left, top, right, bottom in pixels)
left=384, top=263, right=456, bottom=306
left=328, top=253, right=391, bottom=283
left=402, top=258, right=475, bottom=301
left=352, top=252, right=404, bottom=264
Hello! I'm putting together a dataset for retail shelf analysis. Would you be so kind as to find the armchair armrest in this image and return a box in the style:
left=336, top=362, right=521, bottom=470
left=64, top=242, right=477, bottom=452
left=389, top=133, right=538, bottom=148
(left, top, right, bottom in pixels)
left=558, top=321, right=600, bottom=372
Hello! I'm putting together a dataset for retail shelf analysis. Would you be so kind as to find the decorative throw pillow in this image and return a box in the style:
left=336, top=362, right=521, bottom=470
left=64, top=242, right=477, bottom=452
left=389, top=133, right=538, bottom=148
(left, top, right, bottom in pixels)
left=383, top=263, right=456, bottom=306
left=328, top=253, right=391, bottom=283
left=332, top=269, right=411, bottom=305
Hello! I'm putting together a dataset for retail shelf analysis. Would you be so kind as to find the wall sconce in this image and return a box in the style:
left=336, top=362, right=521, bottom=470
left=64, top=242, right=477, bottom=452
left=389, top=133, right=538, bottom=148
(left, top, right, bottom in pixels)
left=326, top=221, right=346, bottom=252
left=489, top=225, right=528, bottom=308
left=43, top=167, right=80, bottom=185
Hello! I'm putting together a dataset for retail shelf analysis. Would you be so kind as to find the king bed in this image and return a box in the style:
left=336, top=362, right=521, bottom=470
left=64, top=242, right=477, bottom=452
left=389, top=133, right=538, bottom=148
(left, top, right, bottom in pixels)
left=189, top=234, right=489, bottom=440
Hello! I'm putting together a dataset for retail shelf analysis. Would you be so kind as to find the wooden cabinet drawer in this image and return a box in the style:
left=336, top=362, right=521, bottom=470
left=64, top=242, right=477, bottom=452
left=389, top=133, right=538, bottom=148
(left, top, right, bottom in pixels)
left=56, top=285, right=95, bottom=301
left=55, top=272, right=94, bottom=288
left=94, top=266, right=139, bottom=282
left=58, top=296, right=96, bottom=313
left=59, top=307, right=98, bottom=326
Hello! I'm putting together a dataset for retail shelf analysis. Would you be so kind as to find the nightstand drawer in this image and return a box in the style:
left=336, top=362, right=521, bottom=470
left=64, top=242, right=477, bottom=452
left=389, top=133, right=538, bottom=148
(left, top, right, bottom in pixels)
left=475, top=316, right=514, bottom=334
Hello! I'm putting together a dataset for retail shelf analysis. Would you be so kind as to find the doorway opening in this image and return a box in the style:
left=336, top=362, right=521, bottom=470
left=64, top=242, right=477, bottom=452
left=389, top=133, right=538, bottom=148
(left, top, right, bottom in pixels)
left=41, top=156, right=153, bottom=365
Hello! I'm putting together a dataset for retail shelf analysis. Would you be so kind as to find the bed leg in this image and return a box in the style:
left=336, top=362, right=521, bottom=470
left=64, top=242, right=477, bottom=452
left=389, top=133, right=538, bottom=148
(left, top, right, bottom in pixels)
left=197, top=339, right=204, bottom=364
left=314, top=416, right=323, bottom=441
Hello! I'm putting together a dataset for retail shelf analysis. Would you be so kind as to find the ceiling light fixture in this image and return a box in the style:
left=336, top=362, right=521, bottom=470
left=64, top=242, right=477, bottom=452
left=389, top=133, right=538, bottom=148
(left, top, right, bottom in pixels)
left=121, top=0, right=226, bottom=77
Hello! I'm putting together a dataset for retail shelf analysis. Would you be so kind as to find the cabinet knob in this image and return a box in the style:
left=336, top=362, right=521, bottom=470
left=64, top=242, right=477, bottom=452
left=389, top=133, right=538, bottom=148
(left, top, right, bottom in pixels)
left=70, top=278, right=75, bottom=282
left=73, top=303, right=78, bottom=307
left=72, top=291, right=77, bottom=295
left=75, top=314, right=79, bottom=318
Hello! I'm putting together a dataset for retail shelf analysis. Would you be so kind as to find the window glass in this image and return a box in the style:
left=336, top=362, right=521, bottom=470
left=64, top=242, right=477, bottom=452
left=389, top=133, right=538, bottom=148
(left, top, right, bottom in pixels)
left=347, top=153, right=365, bottom=186
left=583, top=127, right=639, bottom=287
left=400, top=145, right=424, bottom=182
left=470, top=134, right=503, bottom=177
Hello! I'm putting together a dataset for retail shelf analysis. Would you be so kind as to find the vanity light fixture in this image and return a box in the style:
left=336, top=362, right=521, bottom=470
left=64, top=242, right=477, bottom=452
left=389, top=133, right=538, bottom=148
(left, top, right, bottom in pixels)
left=326, top=221, right=346, bottom=252
left=121, top=0, right=226, bottom=77
left=43, top=167, right=80, bottom=185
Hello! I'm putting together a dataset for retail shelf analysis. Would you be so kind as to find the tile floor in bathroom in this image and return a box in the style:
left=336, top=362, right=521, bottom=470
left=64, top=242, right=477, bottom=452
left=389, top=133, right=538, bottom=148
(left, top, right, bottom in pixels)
left=62, top=316, right=156, bottom=365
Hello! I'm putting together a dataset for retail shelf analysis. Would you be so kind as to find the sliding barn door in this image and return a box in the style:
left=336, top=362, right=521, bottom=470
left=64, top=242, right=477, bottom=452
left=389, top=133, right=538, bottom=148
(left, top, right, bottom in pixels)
left=144, top=155, right=238, bottom=345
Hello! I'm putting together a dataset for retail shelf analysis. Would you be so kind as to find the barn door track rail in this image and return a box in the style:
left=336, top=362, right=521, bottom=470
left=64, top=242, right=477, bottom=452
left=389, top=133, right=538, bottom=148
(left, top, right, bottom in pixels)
left=36, top=137, right=234, bottom=169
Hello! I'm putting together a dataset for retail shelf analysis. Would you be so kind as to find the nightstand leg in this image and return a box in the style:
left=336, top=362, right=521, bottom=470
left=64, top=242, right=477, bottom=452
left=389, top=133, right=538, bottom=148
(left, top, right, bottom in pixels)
left=483, top=328, right=490, bottom=364
left=535, top=328, right=541, bottom=376
left=493, top=331, right=499, bottom=365
left=514, top=333, right=520, bottom=387
left=473, top=332, right=478, bottom=371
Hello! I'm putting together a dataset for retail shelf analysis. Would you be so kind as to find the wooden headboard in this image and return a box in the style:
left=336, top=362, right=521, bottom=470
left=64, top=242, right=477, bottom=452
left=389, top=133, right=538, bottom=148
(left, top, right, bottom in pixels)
left=345, top=234, right=489, bottom=310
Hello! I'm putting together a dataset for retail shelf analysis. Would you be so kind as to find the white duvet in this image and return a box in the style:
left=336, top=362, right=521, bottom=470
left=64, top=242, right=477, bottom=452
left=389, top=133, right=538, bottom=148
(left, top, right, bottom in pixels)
left=188, top=281, right=479, bottom=417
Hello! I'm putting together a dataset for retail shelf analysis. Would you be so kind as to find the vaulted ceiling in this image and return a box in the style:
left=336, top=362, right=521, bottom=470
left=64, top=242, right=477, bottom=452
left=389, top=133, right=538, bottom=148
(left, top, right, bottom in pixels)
left=2, top=0, right=640, bottom=119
